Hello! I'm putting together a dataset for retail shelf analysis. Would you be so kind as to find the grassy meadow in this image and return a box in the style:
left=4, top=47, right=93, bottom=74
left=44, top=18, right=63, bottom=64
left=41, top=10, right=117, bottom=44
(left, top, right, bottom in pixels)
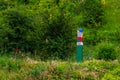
left=0, top=55, right=120, bottom=80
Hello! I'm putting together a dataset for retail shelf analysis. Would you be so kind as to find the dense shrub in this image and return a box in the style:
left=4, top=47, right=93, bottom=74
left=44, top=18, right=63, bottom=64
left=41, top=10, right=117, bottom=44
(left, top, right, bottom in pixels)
left=0, top=1, right=8, bottom=10
left=2, top=9, right=36, bottom=53
left=81, top=0, right=105, bottom=29
left=39, top=6, right=75, bottom=60
left=96, top=42, right=118, bottom=60
left=0, top=0, right=119, bottom=60
left=83, top=29, right=98, bottom=45
left=0, top=1, right=76, bottom=60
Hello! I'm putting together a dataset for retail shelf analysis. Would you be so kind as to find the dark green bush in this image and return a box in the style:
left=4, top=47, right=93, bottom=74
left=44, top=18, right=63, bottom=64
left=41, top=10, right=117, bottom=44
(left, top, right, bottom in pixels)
left=1, top=0, right=119, bottom=61
left=3, top=9, right=35, bottom=53
left=40, top=8, right=75, bottom=60
left=96, top=42, right=118, bottom=60
left=81, top=0, right=105, bottom=29
left=0, top=0, right=76, bottom=60
left=0, top=1, right=8, bottom=10
left=83, top=29, right=98, bottom=45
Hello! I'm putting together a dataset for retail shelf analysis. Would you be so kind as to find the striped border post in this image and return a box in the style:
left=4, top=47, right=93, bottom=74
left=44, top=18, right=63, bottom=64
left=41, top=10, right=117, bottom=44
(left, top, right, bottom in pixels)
left=76, top=28, right=83, bottom=62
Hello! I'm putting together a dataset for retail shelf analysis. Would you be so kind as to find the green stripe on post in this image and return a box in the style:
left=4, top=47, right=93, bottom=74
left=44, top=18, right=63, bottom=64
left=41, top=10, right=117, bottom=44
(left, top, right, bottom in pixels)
left=76, top=28, right=83, bottom=62
left=77, top=43, right=83, bottom=62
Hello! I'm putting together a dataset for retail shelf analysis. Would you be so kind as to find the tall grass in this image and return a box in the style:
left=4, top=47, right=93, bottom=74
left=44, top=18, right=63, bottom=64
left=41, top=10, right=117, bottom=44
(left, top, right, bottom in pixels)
left=0, top=55, right=120, bottom=80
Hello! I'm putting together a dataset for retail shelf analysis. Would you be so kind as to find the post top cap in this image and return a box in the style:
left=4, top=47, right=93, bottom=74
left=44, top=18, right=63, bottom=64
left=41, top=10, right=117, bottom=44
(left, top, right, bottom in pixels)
left=79, top=28, right=83, bottom=32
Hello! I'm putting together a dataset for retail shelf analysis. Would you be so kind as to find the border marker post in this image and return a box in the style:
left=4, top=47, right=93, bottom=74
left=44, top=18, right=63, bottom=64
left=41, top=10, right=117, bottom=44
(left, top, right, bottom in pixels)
left=76, top=28, right=83, bottom=62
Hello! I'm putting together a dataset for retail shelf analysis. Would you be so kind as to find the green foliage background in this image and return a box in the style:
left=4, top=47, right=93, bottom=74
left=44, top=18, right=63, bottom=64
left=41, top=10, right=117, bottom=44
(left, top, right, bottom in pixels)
left=0, top=0, right=120, bottom=60
left=0, top=0, right=120, bottom=79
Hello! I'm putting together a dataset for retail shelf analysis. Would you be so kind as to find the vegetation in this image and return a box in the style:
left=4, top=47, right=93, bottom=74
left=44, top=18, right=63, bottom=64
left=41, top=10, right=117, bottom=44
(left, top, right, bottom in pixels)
left=0, top=0, right=119, bottom=60
left=0, top=55, right=120, bottom=80
left=96, top=42, right=118, bottom=60
left=0, top=0, right=120, bottom=80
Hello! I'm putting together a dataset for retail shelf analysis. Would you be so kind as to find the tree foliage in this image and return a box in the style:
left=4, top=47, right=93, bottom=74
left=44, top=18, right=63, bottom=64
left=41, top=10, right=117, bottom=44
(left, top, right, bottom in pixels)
left=0, top=0, right=119, bottom=60
left=81, top=0, right=105, bottom=29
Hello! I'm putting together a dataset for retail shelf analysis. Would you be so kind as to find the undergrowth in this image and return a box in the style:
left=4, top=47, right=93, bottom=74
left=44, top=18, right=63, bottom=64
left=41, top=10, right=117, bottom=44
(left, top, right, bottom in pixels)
left=0, top=55, right=120, bottom=80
